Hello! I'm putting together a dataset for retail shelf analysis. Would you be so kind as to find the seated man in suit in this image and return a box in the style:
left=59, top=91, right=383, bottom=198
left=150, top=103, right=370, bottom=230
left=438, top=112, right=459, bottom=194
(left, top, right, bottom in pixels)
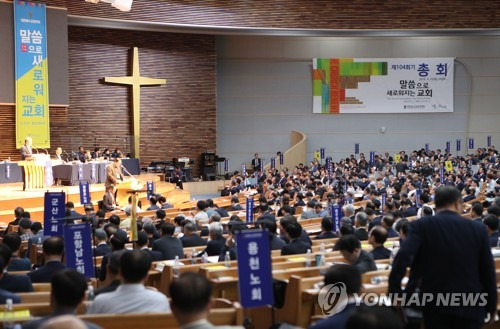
left=88, top=250, right=170, bottom=314
left=197, top=222, right=226, bottom=257
left=102, top=186, right=118, bottom=212
left=146, top=196, right=161, bottom=211
left=401, top=199, right=417, bottom=218
left=259, top=219, right=286, bottom=250
left=300, top=200, right=318, bottom=220
left=382, top=214, right=399, bottom=238
left=170, top=272, right=244, bottom=329
left=65, top=202, right=83, bottom=221
left=229, top=196, right=243, bottom=211
left=0, top=244, right=33, bottom=293
left=180, top=222, right=207, bottom=248
left=470, top=203, right=484, bottom=222
left=309, top=265, right=362, bottom=329
left=483, top=214, right=500, bottom=247
left=152, top=223, right=184, bottom=260
left=136, top=232, right=163, bottom=261
left=28, top=237, right=66, bottom=283
left=95, top=250, right=125, bottom=296
left=0, top=258, right=20, bottom=304
left=337, top=235, right=377, bottom=274
left=93, top=229, right=112, bottom=257
left=18, top=218, right=34, bottom=242
left=368, top=226, right=391, bottom=260
left=354, top=212, right=369, bottom=241
left=281, top=221, right=310, bottom=256
left=3, top=233, right=31, bottom=271
left=25, top=222, right=45, bottom=258
left=22, top=269, right=100, bottom=329
left=314, top=217, right=336, bottom=240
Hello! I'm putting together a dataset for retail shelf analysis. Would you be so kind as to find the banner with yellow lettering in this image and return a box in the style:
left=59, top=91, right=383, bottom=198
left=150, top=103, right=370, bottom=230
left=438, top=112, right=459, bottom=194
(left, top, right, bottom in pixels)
left=14, top=1, right=50, bottom=148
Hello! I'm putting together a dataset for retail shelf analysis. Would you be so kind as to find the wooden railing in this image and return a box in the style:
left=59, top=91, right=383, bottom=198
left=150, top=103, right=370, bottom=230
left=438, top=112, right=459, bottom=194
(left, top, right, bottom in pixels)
left=264, top=130, right=307, bottom=172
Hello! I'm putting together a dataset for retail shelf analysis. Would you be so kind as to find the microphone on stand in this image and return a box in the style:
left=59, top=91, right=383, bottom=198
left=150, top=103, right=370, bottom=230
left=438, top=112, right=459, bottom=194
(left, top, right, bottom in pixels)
left=32, top=145, right=39, bottom=154
left=121, top=165, right=137, bottom=181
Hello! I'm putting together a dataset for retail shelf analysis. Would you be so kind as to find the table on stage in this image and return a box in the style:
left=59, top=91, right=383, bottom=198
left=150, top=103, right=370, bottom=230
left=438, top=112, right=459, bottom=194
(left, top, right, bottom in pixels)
left=52, top=162, right=107, bottom=185
left=0, top=162, right=23, bottom=184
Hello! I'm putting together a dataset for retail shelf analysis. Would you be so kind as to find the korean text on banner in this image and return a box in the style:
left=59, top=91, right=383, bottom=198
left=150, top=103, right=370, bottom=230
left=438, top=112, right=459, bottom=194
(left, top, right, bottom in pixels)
left=14, top=1, right=50, bottom=148
left=43, top=192, right=65, bottom=236
left=63, top=223, right=95, bottom=278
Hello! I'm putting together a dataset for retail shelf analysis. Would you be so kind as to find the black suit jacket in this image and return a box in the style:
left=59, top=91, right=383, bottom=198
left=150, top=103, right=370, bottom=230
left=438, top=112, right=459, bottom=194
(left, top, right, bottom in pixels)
left=314, top=231, right=337, bottom=240
left=354, top=228, right=369, bottom=241
left=270, top=235, right=286, bottom=250
left=199, top=236, right=226, bottom=257
left=180, top=234, right=208, bottom=248
left=281, top=239, right=310, bottom=256
left=370, top=246, right=391, bottom=260
left=389, top=210, right=497, bottom=320
left=142, top=248, right=164, bottom=262
left=0, top=273, right=33, bottom=293
left=94, top=243, right=112, bottom=257
left=354, top=250, right=377, bottom=274
left=152, top=235, right=184, bottom=260
left=27, top=261, right=66, bottom=283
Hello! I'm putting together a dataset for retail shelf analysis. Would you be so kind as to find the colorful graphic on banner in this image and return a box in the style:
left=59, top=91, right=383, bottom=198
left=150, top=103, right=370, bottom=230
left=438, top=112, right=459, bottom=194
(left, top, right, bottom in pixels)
left=313, top=58, right=454, bottom=114
left=63, top=223, right=95, bottom=278
left=14, top=1, right=50, bottom=148
left=445, top=161, right=453, bottom=172
left=79, top=181, right=90, bottom=205
left=43, top=192, right=65, bottom=236
left=314, top=150, right=320, bottom=161
left=236, top=230, right=274, bottom=308
left=246, top=198, right=254, bottom=224
left=394, top=154, right=401, bottom=163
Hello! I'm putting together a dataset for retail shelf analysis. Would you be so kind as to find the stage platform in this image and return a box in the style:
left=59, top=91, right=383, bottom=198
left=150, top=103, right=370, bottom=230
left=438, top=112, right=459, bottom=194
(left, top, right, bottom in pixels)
left=0, top=174, right=191, bottom=225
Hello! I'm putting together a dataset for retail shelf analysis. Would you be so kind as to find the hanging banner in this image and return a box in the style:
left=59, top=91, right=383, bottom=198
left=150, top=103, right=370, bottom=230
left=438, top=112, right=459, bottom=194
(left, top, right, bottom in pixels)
left=79, top=181, right=90, bottom=205
left=245, top=197, right=254, bottom=224
left=63, top=223, right=95, bottom=278
left=236, top=230, right=274, bottom=308
left=313, top=58, right=454, bottom=114
left=43, top=192, right=66, bottom=236
left=14, top=1, right=50, bottom=148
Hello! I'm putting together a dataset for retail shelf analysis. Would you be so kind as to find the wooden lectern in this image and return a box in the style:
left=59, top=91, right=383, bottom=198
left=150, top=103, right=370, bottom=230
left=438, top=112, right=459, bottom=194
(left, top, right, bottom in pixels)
left=18, top=154, right=51, bottom=190
left=116, top=176, right=160, bottom=207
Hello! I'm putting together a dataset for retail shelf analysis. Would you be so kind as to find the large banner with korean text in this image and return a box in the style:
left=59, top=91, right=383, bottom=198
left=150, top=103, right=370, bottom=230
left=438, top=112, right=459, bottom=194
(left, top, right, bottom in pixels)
left=14, top=1, right=50, bottom=148
left=313, top=58, right=454, bottom=114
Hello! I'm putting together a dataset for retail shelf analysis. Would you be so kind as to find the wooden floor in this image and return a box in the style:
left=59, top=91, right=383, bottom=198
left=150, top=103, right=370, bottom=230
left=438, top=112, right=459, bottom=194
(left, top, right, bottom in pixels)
left=0, top=174, right=191, bottom=224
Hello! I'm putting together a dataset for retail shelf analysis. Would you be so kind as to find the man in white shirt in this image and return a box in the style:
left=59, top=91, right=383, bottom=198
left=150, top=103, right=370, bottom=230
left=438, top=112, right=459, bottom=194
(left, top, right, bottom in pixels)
left=87, top=250, right=170, bottom=314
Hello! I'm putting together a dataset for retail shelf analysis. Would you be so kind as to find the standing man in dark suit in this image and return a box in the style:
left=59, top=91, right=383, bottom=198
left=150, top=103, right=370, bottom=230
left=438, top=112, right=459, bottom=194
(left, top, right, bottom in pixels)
left=28, top=237, right=66, bottom=283
left=389, top=186, right=497, bottom=328
left=152, top=223, right=184, bottom=260
left=251, top=153, right=261, bottom=173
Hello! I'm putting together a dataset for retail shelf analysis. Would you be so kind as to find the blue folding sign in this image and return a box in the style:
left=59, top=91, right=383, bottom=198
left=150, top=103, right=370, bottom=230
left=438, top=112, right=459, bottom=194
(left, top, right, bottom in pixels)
left=446, top=141, right=451, bottom=153
left=468, top=138, right=474, bottom=149
left=43, top=192, right=66, bottom=236
left=242, top=163, right=246, bottom=176
left=456, top=139, right=461, bottom=151
left=331, top=205, right=342, bottom=232
left=236, top=230, right=274, bottom=308
left=487, top=136, right=492, bottom=147
left=224, top=159, right=229, bottom=172
left=355, top=143, right=360, bottom=155
left=64, top=223, right=95, bottom=278
left=146, top=181, right=155, bottom=200
left=79, top=181, right=91, bottom=205
left=245, top=198, right=254, bottom=224
left=279, top=152, right=284, bottom=165
left=425, top=143, right=429, bottom=153
left=381, top=193, right=387, bottom=215
left=270, top=158, right=275, bottom=170
left=320, top=148, right=325, bottom=159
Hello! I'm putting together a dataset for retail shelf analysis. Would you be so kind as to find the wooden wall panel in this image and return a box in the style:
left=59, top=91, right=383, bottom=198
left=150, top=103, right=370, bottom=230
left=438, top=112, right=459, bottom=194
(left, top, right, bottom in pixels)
left=0, top=28, right=216, bottom=177
left=37, top=0, right=500, bottom=30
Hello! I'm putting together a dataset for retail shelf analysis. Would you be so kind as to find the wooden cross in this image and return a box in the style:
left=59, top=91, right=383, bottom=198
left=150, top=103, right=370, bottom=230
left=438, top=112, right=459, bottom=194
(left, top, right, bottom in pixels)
left=104, top=47, right=166, bottom=159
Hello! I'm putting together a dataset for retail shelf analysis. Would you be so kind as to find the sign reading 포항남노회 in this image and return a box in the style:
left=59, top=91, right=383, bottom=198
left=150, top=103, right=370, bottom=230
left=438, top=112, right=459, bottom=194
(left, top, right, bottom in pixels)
left=14, top=1, right=50, bottom=148
left=313, top=58, right=454, bottom=114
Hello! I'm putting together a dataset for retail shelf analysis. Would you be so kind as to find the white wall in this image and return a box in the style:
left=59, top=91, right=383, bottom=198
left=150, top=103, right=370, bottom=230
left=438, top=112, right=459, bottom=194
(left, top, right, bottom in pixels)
left=216, top=35, right=500, bottom=171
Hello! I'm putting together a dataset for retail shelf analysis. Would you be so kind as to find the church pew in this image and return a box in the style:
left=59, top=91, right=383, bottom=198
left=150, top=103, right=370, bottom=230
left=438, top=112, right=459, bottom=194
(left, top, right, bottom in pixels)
left=19, top=292, right=50, bottom=304
left=78, top=306, right=243, bottom=329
